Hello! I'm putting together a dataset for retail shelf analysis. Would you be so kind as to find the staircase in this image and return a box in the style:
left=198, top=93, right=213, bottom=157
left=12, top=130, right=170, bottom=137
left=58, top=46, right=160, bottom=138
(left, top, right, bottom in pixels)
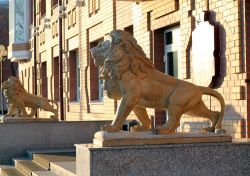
left=0, top=149, right=76, bottom=176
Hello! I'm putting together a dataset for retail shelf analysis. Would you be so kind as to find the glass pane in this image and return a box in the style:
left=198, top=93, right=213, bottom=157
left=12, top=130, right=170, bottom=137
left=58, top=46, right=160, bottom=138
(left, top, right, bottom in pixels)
left=167, top=52, right=174, bottom=76
left=165, top=31, right=173, bottom=45
left=98, top=67, right=104, bottom=100
left=173, top=51, right=178, bottom=77
left=167, top=51, right=178, bottom=77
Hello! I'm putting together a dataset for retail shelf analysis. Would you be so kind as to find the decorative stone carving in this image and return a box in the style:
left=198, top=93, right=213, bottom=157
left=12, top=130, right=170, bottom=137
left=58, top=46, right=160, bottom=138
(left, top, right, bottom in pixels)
left=90, top=30, right=225, bottom=134
left=1, top=76, right=58, bottom=119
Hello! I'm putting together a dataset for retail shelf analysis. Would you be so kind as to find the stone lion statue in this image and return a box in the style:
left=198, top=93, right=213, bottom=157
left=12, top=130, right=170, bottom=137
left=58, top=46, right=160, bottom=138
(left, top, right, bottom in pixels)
left=90, top=30, right=225, bottom=134
left=2, top=76, right=58, bottom=119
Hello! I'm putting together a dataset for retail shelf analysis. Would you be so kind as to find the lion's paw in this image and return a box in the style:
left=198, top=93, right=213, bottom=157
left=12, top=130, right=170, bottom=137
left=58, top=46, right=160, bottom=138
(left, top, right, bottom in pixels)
left=215, top=128, right=227, bottom=135
left=100, top=124, right=120, bottom=132
left=130, top=125, right=151, bottom=132
left=50, top=115, right=58, bottom=120
left=202, top=127, right=215, bottom=133
left=157, top=127, right=175, bottom=134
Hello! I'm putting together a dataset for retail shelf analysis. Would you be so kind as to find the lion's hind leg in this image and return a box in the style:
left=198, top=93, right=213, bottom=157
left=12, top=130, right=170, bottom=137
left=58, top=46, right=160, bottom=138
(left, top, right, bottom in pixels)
left=27, top=108, right=37, bottom=118
left=158, top=106, right=182, bottom=134
left=50, top=109, right=58, bottom=120
left=41, top=103, right=58, bottom=120
left=186, top=101, right=220, bottom=132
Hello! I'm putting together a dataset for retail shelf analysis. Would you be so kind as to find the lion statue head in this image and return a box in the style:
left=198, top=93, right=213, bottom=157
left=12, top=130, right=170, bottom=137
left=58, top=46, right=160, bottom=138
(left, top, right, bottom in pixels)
left=90, top=40, right=111, bottom=67
left=90, top=30, right=154, bottom=80
left=90, top=30, right=155, bottom=100
left=106, top=30, right=154, bottom=79
left=2, top=76, right=26, bottom=95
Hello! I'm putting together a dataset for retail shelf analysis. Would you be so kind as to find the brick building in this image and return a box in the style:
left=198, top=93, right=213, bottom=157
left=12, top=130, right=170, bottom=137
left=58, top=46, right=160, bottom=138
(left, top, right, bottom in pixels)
left=0, top=0, right=15, bottom=113
left=7, top=0, right=249, bottom=138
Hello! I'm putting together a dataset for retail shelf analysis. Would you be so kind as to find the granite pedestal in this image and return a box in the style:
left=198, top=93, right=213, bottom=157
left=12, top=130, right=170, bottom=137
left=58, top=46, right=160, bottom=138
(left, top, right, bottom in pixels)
left=0, top=116, right=59, bottom=123
left=76, top=136, right=250, bottom=176
left=0, top=120, right=110, bottom=164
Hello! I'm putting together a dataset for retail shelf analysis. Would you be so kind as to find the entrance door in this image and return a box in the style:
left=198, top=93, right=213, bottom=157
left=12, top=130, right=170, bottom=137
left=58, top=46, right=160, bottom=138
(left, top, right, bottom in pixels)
left=164, top=27, right=180, bottom=77
left=164, top=27, right=180, bottom=126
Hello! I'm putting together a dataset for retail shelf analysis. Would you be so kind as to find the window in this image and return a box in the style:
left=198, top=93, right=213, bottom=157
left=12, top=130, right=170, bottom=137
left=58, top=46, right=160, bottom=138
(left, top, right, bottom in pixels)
left=68, top=11, right=72, bottom=28
left=68, top=8, right=77, bottom=28
left=53, top=57, right=59, bottom=101
left=164, top=27, right=180, bottom=78
left=29, top=0, right=33, bottom=26
left=32, top=66, right=35, bottom=94
left=98, top=67, right=103, bottom=101
left=40, top=0, right=46, bottom=17
left=77, top=53, right=81, bottom=101
left=39, top=30, right=45, bottom=46
left=88, top=0, right=100, bottom=16
left=72, top=8, right=76, bottom=25
left=175, top=0, right=179, bottom=10
left=28, top=68, right=30, bottom=93
left=69, top=49, right=80, bottom=101
left=52, top=20, right=58, bottom=38
left=90, top=39, right=103, bottom=101
left=52, top=0, right=58, bottom=9
left=41, top=62, right=47, bottom=97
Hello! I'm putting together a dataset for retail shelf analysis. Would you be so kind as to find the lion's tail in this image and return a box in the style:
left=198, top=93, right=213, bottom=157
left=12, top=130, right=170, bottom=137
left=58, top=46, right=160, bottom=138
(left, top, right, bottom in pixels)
left=199, top=86, right=225, bottom=130
left=48, top=99, right=58, bottom=109
left=48, top=99, right=59, bottom=119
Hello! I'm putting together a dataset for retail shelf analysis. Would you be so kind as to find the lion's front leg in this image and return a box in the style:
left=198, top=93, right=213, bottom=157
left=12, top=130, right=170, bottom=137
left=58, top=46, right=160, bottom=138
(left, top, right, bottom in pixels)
left=7, top=104, right=17, bottom=116
left=15, top=100, right=28, bottom=117
left=102, top=94, right=138, bottom=132
left=130, top=106, right=151, bottom=132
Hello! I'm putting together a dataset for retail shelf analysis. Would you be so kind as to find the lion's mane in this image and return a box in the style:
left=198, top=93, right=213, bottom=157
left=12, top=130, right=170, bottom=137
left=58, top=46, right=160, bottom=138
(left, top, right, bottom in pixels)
left=104, top=30, right=154, bottom=79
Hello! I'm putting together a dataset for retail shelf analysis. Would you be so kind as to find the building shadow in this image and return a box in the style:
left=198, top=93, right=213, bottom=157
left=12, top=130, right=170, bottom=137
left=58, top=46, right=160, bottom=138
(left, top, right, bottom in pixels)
left=180, top=104, right=245, bottom=138
left=209, top=11, right=227, bottom=88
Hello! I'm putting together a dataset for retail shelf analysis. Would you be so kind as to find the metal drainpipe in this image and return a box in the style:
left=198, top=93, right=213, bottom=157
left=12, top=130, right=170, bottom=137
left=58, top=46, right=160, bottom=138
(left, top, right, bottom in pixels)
left=33, top=0, right=37, bottom=96
left=58, top=0, right=65, bottom=120
left=33, top=0, right=38, bottom=118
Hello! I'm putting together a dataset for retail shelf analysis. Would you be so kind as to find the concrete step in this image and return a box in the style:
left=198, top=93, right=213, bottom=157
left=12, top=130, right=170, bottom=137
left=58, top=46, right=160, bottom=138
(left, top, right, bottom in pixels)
left=26, top=148, right=75, bottom=159
left=15, top=160, right=47, bottom=176
left=32, top=153, right=75, bottom=169
left=32, top=170, right=59, bottom=176
left=50, top=161, right=76, bottom=176
left=0, top=165, right=15, bottom=172
left=1, top=167, right=26, bottom=176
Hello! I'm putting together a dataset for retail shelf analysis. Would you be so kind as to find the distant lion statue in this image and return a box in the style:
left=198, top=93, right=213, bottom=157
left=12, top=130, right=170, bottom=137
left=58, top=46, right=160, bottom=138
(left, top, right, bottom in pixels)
left=90, top=30, right=225, bottom=134
left=2, top=76, right=58, bottom=119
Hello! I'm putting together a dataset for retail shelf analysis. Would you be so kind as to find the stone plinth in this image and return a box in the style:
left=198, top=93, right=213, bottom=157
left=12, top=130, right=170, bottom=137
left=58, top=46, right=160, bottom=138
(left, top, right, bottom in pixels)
left=76, top=141, right=250, bottom=176
left=93, top=131, right=232, bottom=147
